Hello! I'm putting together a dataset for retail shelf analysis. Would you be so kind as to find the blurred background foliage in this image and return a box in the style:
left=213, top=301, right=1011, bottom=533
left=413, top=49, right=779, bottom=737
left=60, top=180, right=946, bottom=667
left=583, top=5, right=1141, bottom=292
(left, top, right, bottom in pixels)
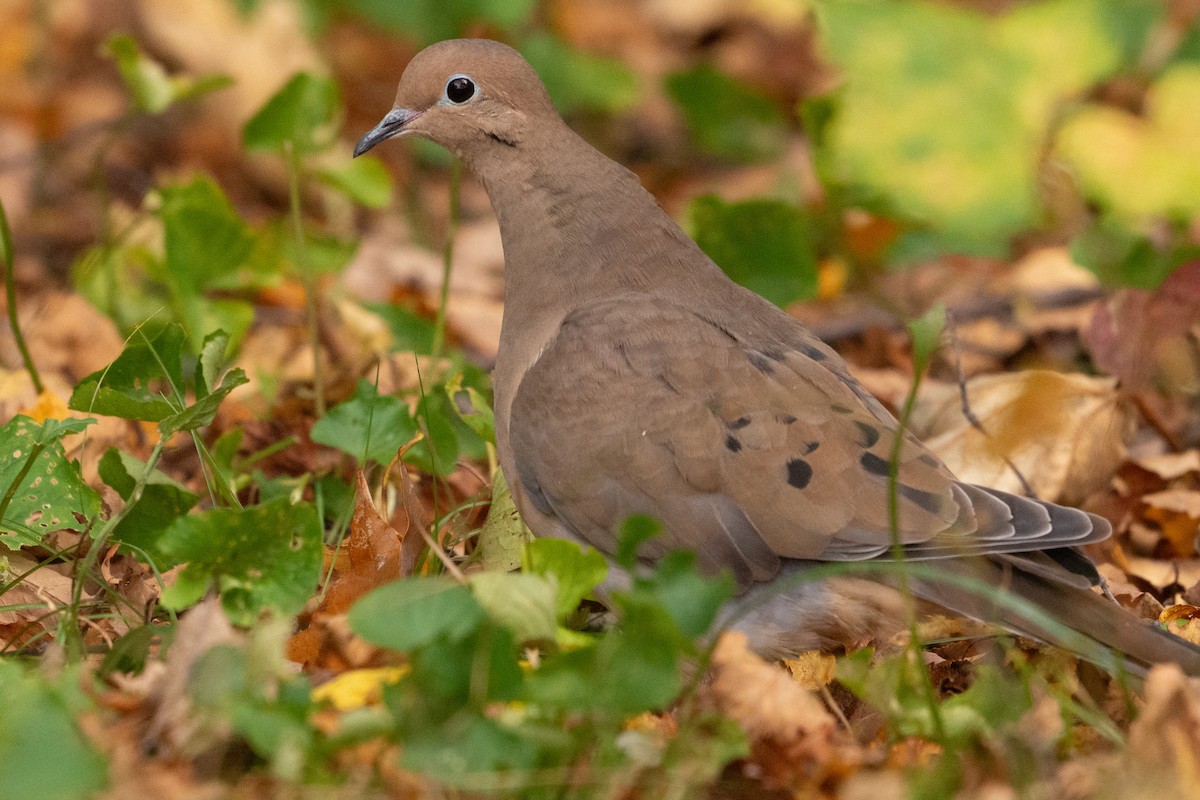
left=75, top=0, right=1200, bottom=312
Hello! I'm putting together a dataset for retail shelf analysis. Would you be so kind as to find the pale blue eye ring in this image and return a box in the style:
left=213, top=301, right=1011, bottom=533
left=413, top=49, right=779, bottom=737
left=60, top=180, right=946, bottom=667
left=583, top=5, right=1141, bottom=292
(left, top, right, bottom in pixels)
left=445, top=74, right=476, bottom=104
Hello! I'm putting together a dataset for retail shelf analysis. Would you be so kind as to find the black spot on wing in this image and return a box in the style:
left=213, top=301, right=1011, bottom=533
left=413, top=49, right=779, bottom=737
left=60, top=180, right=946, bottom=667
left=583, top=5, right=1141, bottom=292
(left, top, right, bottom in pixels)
left=747, top=351, right=775, bottom=374
left=854, top=421, right=881, bottom=448
left=918, top=453, right=941, bottom=468
left=776, top=413, right=797, bottom=425
left=799, top=343, right=829, bottom=361
left=802, top=440, right=819, bottom=455
left=786, top=458, right=813, bottom=489
left=725, top=435, right=743, bottom=453
left=860, top=452, right=890, bottom=476
left=727, top=416, right=751, bottom=430
left=898, top=484, right=945, bottom=515
left=830, top=404, right=854, bottom=415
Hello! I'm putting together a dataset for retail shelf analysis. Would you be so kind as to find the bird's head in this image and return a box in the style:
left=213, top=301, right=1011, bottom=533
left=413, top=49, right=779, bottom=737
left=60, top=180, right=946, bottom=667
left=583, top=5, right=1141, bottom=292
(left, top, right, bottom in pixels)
left=353, top=38, right=556, bottom=162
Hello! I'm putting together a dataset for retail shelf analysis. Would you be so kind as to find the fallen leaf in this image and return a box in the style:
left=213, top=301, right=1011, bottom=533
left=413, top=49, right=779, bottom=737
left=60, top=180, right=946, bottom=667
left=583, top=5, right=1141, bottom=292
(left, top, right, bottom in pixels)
left=1085, top=261, right=1200, bottom=393
left=702, top=630, right=842, bottom=788
left=1132, top=450, right=1200, bottom=482
left=913, top=370, right=1133, bottom=503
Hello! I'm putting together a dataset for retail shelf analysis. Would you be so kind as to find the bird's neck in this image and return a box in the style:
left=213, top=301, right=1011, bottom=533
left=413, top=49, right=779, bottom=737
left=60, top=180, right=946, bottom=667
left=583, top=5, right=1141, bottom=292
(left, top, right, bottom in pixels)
left=469, top=122, right=719, bottom=466
left=474, top=124, right=710, bottom=334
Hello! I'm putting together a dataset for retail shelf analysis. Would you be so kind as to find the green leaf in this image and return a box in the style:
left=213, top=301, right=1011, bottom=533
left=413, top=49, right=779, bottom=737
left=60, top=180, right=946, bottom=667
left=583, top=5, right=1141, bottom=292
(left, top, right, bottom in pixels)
left=817, top=0, right=1128, bottom=249
left=400, top=713, right=541, bottom=782
left=315, top=156, right=393, bottom=208
left=665, top=65, right=788, bottom=162
left=689, top=195, right=819, bottom=307
left=907, top=303, right=946, bottom=375
left=195, top=329, right=233, bottom=396
left=159, top=176, right=256, bottom=291
left=468, top=571, right=558, bottom=643
left=158, top=498, right=323, bottom=624
left=475, top=469, right=534, bottom=573
left=105, top=35, right=175, bottom=113
left=69, top=324, right=187, bottom=421
left=1057, top=63, right=1200, bottom=221
left=0, top=663, right=108, bottom=800
left=445, top=372, right=494, bottom=442
left=310, top=379, right=419, bottom=465
left=407, top=625, right=524, bottom=707
left=98, top=448, right=199, bottom=564
left=407, top=392, right=460, bottom=476
left=105, top=35, right=231, bottom=114
left=159, top=366, right=248, bottom=436
left=350, top=577, right=486, bottom=651
left=342, top=0, right=536, bottom=45
left=524, top=537, right=608, bottom=621
left=1070, top=216, right=1199, bottom=289
left=0, top=416, right=100, bottom=548
left=528, top=599, right=682, bottom=715
left=635, top=551, right=732, bottom=639
left=616, top=514, right=662, bottom=570
left=243, top=72, right=339, bottom=155
left=521, top=33, right=640, bottom=115
left=367, top=302, right=437, bottom=354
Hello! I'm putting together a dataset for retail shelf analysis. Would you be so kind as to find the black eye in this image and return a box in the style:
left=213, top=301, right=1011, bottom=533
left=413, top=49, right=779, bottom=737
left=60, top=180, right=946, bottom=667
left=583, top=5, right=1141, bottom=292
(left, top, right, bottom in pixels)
left=446, top=76, right=476, bottom=104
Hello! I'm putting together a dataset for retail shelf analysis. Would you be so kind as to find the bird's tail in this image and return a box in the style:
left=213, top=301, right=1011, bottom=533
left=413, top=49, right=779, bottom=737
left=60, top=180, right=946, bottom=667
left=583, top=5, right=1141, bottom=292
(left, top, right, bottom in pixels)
left=913, top=555, right=1200, bottom=680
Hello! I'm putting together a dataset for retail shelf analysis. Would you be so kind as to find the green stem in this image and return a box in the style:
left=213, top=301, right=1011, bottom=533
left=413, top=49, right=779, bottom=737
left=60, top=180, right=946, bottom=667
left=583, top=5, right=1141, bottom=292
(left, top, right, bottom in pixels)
left=61, top=437, right=167, bottom=659
left=431, top=159, right=461, bottom=359
left=0, top=196, right=43, bottom=393
left=286, top=140, right=325, bottom=417
left=0, top=442, right=46, bottom=527
left=886, top=329, right=947, bottom=743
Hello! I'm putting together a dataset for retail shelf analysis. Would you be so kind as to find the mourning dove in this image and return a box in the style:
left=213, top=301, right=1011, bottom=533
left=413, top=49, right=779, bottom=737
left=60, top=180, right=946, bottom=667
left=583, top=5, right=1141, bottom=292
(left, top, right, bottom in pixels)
left=356, top=38, right=1200, bottom=676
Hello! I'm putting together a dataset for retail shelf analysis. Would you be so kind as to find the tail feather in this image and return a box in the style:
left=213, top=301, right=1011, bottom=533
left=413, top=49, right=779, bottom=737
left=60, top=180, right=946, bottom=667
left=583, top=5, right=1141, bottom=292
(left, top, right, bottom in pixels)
left=914, top=556, right=1200, bottom=679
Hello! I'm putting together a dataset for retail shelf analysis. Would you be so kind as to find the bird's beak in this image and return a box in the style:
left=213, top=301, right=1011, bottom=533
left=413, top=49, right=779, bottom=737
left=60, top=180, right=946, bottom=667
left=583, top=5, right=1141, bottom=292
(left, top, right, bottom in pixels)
left=353, top=108, right=423, bottom=157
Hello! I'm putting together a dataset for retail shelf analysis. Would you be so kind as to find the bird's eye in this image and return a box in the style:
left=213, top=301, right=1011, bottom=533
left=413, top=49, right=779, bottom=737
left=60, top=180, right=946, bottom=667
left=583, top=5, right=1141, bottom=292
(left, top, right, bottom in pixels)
left=445, top=75, right=476, bottom=104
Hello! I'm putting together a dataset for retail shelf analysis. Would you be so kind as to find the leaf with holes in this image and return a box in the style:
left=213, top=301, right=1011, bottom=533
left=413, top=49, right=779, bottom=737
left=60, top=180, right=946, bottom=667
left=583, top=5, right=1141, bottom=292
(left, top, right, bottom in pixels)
left=157, top=497, right=323, bottom=624
left=0, top=416, right=100, bottom=548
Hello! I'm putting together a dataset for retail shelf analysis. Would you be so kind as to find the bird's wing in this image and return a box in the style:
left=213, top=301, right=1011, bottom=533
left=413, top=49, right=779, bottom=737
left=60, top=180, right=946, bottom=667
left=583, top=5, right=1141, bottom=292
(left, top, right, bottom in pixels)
left=509, top=293, right=1103, bottom=587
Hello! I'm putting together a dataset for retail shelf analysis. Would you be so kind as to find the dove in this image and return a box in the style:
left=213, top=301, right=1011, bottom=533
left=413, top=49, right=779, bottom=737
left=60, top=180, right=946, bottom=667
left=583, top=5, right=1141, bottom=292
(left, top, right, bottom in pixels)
left=355, top=38, right=1200, bottom=677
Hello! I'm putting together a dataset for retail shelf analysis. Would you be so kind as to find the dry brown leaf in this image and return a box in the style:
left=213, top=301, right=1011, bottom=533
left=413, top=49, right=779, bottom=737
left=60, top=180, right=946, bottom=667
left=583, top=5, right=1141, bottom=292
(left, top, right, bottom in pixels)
left=1010, top=247, right=1101, bottom=335
left=1120, top=556, right=1200, bottom=597
left=783, top=651, right=837, bottom=691
left=317, top=470, right=404, bottom=616
left=1121, top=664, right=1200, bottom=796
left=1133, top=450, right=1200, bottom=481
left=702, top=631, right=842, bottom=788
left=1142, top=488, right=1200, bottom=557
left=1086, top=261, right=1200, bottom=394
left=913, top=370, right=1133, bottom=504
left=0, top=553, right=82, bottom=628
left=141, top=599, right=241, bottom=756
left=138, top=0, right=322, bottom=130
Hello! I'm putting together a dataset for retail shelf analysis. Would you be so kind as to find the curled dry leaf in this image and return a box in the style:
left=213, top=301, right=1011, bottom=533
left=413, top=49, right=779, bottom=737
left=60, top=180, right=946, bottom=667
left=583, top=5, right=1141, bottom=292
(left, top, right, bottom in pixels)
left=702, top=631, right=841, bottom=788
left=912, top=370, right=1133, bottom=504
left=1122, top=664, right=1200, bottom=796
left=318, top=470, right=404, bottom=616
